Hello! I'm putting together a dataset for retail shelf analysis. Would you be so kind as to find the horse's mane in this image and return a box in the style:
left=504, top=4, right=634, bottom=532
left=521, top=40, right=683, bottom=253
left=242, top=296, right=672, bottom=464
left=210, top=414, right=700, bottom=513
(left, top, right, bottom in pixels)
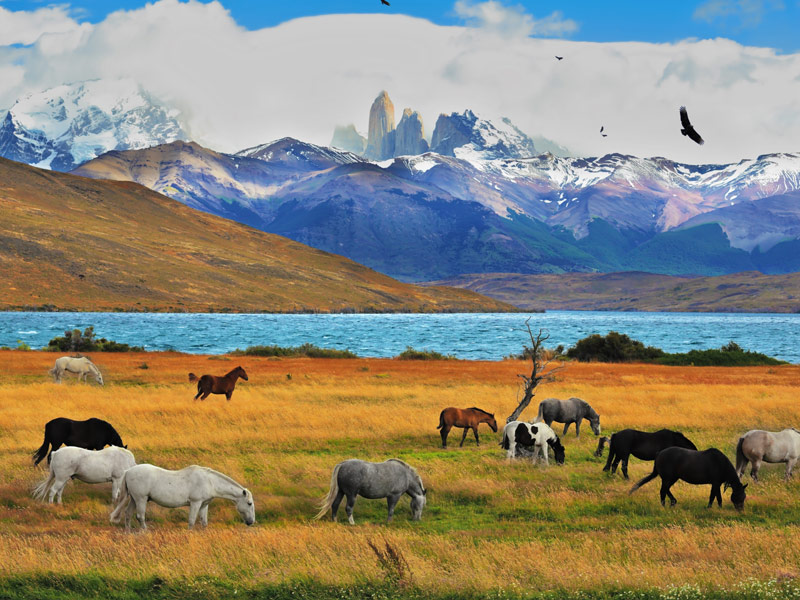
left=468, top=407, right=493, bottom=418
left=197, top=466, right=245, bottom=489
left=225, top=366, right=245, bottom=377
left=387, top=459, right=425, bottom=490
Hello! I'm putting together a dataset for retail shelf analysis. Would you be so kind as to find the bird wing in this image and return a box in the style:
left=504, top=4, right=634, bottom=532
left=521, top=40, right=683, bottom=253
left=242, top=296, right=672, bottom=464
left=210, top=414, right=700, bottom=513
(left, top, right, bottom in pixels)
left=679, top=106, right=691, bottom=129
left=600, top=126, right=604, bottom=133
left=688, top=128, right=705, bottom=145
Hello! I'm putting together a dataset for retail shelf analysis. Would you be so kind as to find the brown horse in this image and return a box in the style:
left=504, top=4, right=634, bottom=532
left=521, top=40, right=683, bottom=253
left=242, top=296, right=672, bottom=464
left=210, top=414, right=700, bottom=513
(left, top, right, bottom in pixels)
left=437, top=407, right=498, bottom=448
left=189, top=366, right=248, bottom=401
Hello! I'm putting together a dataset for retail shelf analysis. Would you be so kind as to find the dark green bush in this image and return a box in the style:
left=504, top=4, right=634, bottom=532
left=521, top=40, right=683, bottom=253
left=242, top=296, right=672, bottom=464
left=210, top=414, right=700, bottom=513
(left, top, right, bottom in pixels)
left=45, top=326, right=143, bottom=352
left=231, top=343, right=357, bottom=358
left=656, top=347, right=785, bottom=367
left=566, top=331, right=664, bottom=363
left=395, top=346, right=455, bottom=360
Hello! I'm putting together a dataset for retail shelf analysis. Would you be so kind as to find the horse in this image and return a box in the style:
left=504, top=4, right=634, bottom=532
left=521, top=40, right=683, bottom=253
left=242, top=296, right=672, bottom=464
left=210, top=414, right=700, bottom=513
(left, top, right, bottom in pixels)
left=437, top=407, right=498, bottom=448
left=630, top=447, right=747, bottom=511
left=49, top=356, right=104, bottom=385
left=32, top=446, right=136, bottom=504
left=596, top=429, right=698, bottom=479
left=535, top=397, right=601, bottom=437
left=314, top=459, right=426, bottom=524
left=33, top=417, right=126, bottom=466
left=189, top=366, right=248, bottom=401
left=110, top=464, right=255, bottom=530
left=735, top=428, right=800, bottom=482
left=500, top=421, right=565, bottom=465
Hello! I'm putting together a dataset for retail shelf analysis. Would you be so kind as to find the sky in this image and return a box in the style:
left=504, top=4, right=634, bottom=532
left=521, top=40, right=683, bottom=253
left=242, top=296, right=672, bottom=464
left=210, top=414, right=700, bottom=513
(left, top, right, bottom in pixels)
left=1, top=0, right=799, bottom=163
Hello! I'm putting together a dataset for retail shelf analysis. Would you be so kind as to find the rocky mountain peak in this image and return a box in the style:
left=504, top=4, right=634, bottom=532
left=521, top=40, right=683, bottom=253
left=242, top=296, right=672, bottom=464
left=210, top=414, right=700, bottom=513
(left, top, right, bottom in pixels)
left=364, top=90, right=395, bottom=160
left=331, top=124, right=367, bottom=155
left=394, top=109, right=429, bottom=157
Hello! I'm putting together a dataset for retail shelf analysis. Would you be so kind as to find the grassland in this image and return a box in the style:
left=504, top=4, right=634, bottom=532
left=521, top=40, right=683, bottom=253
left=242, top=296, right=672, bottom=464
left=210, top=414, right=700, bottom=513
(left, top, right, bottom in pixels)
left=430, top=271, right=800, bottom=313
left=1, top=351, right=800, bottom=598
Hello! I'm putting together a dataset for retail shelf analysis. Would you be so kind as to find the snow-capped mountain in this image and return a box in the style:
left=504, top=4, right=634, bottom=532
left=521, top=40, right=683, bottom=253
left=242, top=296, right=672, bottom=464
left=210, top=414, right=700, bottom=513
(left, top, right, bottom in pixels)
left=430, top=110, right=538, bottom=161
left=0, top=79, right=187, bottom=171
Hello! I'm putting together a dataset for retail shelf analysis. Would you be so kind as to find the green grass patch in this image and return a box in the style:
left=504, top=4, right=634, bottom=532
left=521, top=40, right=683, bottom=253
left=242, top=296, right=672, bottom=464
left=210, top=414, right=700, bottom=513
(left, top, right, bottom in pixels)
left=395, top=346, right=456, bottom=360
left=230, top=343, right=357, bottom=358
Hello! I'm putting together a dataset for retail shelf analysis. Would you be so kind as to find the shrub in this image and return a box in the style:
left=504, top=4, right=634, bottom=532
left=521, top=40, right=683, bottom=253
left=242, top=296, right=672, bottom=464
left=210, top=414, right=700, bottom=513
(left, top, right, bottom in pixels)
left=657, top=344, right=785, bottom=367
left=45, top=326, right=144, bottom=352
left=230, top=343, right=357, bottom=359
left=395, top=347, right=455, bottom=360
left=566, top=331, right=664, bottom=363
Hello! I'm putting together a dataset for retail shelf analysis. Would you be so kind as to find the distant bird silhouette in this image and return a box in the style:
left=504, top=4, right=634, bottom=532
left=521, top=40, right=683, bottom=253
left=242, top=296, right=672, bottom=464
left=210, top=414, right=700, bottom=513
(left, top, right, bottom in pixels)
left=381, top=0, right=390, bottom=5
left=555, top=56, right=563, bottom=61
left=600, top=126, right=607, bottom=137
left=679, top=106, right=704, bottom=145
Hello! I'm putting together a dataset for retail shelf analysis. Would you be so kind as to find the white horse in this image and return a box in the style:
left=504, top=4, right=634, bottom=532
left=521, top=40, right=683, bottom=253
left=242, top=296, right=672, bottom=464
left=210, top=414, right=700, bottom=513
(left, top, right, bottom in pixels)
left=49, top=356, right=104, bottom=385
left=110, top=464, right=255, bottom=530
left=501, top=421, right=566, bottom=465
left=32, top=446, right=136, bottom=504
left=736, top=428, right=800, bottom=482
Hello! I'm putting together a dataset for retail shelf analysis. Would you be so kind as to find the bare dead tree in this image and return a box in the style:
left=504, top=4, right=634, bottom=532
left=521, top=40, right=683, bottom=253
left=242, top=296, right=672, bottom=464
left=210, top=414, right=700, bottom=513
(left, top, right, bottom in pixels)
left=506, top=318, right=565, bottom=424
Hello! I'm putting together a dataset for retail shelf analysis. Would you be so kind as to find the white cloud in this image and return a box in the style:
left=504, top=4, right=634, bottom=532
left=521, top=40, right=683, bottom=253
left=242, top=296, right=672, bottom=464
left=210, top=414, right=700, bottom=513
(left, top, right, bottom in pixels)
left=453, top=0, right=577, bottom=37
left=0, top=5, right=83, bottom=46
left=693, top=0, right=784, bottom=26
left=0, top=0, right=799, bottom=165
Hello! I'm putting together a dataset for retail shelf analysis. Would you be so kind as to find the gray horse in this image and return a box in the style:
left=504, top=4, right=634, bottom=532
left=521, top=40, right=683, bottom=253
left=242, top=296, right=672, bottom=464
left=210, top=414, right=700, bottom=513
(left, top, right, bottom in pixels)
left=736, top=428, right=800, bottom=482
left=314, top=459, right=426, bottom=524
left=534, top=397, right=601, bottom=437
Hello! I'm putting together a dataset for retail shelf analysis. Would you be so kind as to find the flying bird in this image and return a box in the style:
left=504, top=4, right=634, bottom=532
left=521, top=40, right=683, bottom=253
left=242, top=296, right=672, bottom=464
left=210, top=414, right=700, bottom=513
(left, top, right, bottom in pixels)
left=600, top=126, right=607, bottom=137
left=679, top=106, right=704, bottom=145
left=381, top=0, right=390, bottom=5
left=555, top=56, right=564, bottom=60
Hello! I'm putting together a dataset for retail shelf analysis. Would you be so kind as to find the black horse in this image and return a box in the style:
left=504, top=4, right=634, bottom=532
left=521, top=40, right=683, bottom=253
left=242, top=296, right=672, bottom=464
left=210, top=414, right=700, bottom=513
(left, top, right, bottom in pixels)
left=629, top=447, right=747, bottom=511
left=596, top=429, right=697, bottom=479
left=33, top=417, right=126, bottom=466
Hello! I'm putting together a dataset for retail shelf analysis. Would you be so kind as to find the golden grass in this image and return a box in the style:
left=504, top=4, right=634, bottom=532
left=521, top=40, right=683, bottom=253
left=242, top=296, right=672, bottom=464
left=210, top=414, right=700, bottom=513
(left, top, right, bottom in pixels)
left=1, top=351, right=799, bottom=592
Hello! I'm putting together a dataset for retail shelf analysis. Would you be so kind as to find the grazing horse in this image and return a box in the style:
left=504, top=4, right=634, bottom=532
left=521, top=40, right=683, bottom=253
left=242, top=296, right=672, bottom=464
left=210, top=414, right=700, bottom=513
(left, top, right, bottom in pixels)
left=189, top=366, right=248, bottom=401
left=110, top=464, right=255, bottom=530
left=630, top=447, right=747, bottom=511
left=535, top=397, right=601, bottom=437
left=315, top=459, right=426, bottom=524
left=596, top=429, right=698, bottom=479
left=735, top=428, right=800, bottom=482
left=437, top=407, right=498, bottom=448
left=33, top=417, right=125, bottom=466
left=501, top=421, right=565, bottom=465
left=49, top=356, right=104, bottom=385
left=32, top=446, right=136, bottom=504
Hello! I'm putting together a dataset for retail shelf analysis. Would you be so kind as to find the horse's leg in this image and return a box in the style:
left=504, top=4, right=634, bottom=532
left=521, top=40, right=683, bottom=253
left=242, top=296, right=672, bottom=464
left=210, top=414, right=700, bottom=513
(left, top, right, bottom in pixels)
left=345, top=493, right=357, bottom=525
left=574, top=420, right=581, bottom=437
left=51, top=475, right=69, bottom=504
left=611, top=456, right=622, bottom=474
left=225, top=391, right=232, bottom=401
left=562, top=422, right=570, bottom=436
left=751, top=459, right=762, bottom=483
left=188, top=501, right=202, bottom=529
left=125, top=498, right=136, bottom=532
left=603, top=448, right=616, bottom=473
left=194, top=388, right=202, bottom=400
left=111, top=477, right=121, bottom=503
left=134, top=496, right=148, bottom=530
left=621, top=458, right=630, bottom=480
left=330, top=490, right=345, bottom=522
left=785, top=458, right=797, bottom=482
left=440, top=425, right=450, bottom=448
left=199, top=503, right=210, bottom=527
left=386, top=494, right=401, bottom=523
left=472, top=426, right=480, bottom=446
left=200, top=390, right=211, bottom=400
left=459, top=427, right=469, bottom=448
left=542, top=444, right=550, bottom=466
left=660, top=479, right=676, bottom=507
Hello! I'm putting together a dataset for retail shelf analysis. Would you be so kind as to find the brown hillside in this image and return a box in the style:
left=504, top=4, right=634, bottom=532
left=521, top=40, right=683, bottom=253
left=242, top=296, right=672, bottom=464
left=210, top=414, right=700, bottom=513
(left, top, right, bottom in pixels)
left=0, top=158, right=514, bottom=313
left=428, top=271, right=800, bottom=313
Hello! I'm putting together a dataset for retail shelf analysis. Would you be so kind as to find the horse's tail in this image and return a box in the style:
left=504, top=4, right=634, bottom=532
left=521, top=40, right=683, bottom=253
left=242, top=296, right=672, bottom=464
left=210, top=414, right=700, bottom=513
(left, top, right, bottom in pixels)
left=32, top=467, right=56, bottom=501
left=629, top=464, right=659, bottom=494
left=533, top=401, right=545, bottom=424
left=32, top=434, right=50, bottom=466
left=436, top=410, right=445, bottom=430
left=109, top=474, right=130, bottom=524
left=500, top=428, right=510, bottom=450
left=188, top=373, right=199, bottom=383
left=735, top=436, right=747, bottom=476
left=314, top=463, right=342, bottom=520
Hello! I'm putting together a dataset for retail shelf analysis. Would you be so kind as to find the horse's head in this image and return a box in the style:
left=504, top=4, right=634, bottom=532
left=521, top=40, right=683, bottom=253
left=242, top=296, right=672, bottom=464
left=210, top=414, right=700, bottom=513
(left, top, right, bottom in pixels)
left=487, top=414, right=498, bottom=433
left=594, top=436, right=609, bottom=457
left=95, top=371, right=105, bottom=386
left=589, top=415, right=601, bottom=436
left=410, top=487, right=426, bottom=521
left=237, top=367, right=249, bottom=381
left=548, top=436, right=566, bottom=465
left=677, top=432, right=697, bottom=451
left=236, top=488, right=256, bottom=526
left=731, top=483, right=747, bottom=512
